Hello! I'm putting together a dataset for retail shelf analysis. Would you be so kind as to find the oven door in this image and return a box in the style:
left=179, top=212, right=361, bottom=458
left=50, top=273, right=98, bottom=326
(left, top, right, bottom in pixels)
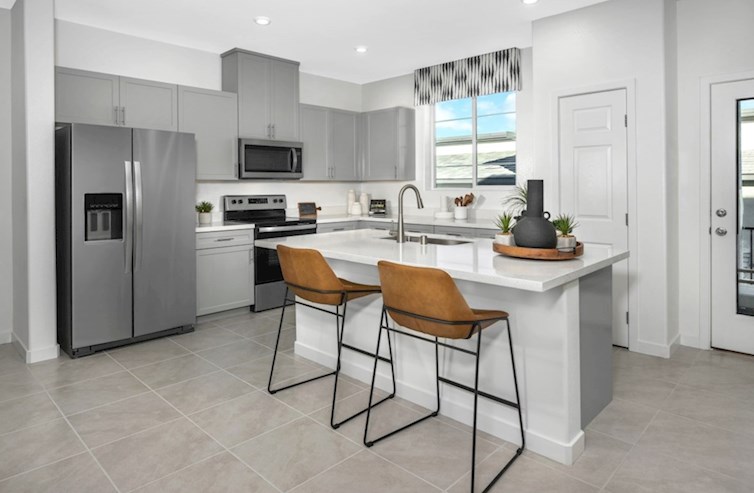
left=239, top=139, right=303, bottom=179
left=254, top=225, right=317, bottom=286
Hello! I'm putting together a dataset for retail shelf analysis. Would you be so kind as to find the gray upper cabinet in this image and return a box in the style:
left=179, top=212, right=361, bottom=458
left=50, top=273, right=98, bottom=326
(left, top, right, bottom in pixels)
left=361, top=107, right=415, bottom=181
left=119, top=77, right=178, bottom=131
left=300, top=105, right=359, bottom=181
left=178, top=86, right=239, bottom=181
left=222, top=49, right=300, bottom=141
left=55, top=67, right=178, bottom=131
left=55, top=67, right=119, bottom=126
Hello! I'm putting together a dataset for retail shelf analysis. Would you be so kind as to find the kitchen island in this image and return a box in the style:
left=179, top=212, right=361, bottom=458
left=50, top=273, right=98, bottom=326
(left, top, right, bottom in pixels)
left=255, top=229, right=629, bottom=465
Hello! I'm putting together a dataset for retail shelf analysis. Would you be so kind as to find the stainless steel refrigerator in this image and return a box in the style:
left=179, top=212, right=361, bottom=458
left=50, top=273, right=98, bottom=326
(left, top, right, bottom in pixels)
left=56, top=123, right=197, bottom=357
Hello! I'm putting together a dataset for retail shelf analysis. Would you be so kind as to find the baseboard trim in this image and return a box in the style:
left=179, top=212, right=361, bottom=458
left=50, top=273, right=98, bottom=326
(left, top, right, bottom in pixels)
left=0, top=329, right=11, bottom=344
left=679, top=334, right=705, bottom=349
left=630, top=338, right=671, bottom=358
left=11, top=333, right=59, bottom=363
left=295, top=341, right=584, bottom=466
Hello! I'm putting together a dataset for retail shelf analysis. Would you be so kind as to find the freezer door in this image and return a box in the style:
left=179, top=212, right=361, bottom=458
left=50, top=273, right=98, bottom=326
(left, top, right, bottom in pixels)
left=132, top=129, right=197, bottom=336
left=70, top=124, right=134, bottom=348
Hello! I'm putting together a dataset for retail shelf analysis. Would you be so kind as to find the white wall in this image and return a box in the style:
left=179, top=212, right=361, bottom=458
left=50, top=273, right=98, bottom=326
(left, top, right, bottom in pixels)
left=0, top=8, right=12, bottom=343
left=532, top=0, right=674, bottom=356
left=358, top=48, right=535, bottom=224
left=676, top=0, right=754, bottom=348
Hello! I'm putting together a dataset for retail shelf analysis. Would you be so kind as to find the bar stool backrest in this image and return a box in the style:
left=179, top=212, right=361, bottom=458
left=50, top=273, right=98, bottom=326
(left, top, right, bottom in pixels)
left=378, top=260, right=476, bottom=339
left=277, top=245, right=345, bottom=306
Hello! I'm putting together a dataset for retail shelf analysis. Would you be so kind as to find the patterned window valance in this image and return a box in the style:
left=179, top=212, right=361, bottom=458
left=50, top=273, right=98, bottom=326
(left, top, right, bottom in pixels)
left=414, top=48, right=521, bottom=106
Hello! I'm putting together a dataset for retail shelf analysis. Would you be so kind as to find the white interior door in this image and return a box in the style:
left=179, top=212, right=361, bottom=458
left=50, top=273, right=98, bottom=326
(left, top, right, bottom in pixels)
left=711, top=79, right=754, bottom=355
left=559, top=89, right=629, bottom=347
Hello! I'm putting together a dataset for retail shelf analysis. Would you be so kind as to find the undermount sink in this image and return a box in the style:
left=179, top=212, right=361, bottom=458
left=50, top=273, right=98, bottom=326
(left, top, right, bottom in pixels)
left=380, top=235, right=471, bottom=246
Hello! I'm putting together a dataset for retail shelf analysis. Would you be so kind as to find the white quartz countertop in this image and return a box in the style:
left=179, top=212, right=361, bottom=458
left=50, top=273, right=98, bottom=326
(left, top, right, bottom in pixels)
left=255, top=229, right=629, bottom=292
left=195, top=222, right=255, bottom=233
left=315, top=214, right=498, bottom=230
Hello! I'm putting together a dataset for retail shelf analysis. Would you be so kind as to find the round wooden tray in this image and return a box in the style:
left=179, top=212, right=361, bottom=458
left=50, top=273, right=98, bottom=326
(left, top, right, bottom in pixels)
left=492, top=242, right=584, bottom=260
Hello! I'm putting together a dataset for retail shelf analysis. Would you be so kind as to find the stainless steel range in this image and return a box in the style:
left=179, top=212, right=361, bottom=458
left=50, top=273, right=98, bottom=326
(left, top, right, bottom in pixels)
left=223, top=195, right=317, bottom=312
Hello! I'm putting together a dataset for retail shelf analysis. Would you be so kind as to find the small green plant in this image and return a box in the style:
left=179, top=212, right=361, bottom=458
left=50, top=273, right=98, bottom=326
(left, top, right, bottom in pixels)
left=195, top=201, right=214, bottom=213
left=502, top=183, right=527, bottom=214
left=494, top=212, right=515, bottom=234
left=552, top=214, right=578, bottom=236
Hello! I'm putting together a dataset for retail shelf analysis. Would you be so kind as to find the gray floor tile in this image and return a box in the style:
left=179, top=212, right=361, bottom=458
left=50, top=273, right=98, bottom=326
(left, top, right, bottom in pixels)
left=251, top=327, right=297, bottom=351
left=134, top=452, right=277, bottom=493
left=661, top=384, right=754, bottom=435
left=228, top=352, right=320, bottom=389
left=92, top=418, right=222, bottom=492
left=0, top=370, right=45, bottom=402
left=191, top=391, right=301, bottom=447
left=0, top=419, right=85, bottom=481
left=156, top=371, right=252, bottom=414
left=638, top=410, right=754, bottom=483
left=605, top=444, right=750, bottom=493
left=223, top=316, right=292, bottom=338
left=0, top=344, right=28, bottom=378
left=169, top=327, right=245, bottom=352
left=68, top=392, right=181, bottom=448
left=679, top=357, right=754, bottom=403
left=0, top=452, right=116, bottom=493
left=586, top=398, right=657, bottom=444
left=369, top=417, right=499, bottom=489
left=0, top=392, right=61, bottom=435
left=290, top=450, right=440, bottom=493
left=130, top=354, right=219, bottom=389
left=196, top=340, right=273, bottom=369
left=27, top=353, right=123, bottom=389
left=271, top=371, right=363, bottom=414
left=612, top=371, right=676, bottom=408
left=108, top=338, right=189, bottom=369
left=48, top=371, right=148, bottom=416
left=232, top=417, right=360, bottom=491
left=612, top=348, right=692, bottom=383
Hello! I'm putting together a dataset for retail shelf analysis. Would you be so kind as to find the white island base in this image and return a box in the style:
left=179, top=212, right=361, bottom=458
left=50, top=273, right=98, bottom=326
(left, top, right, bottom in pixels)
left=257, top=230, right=627, bottom=465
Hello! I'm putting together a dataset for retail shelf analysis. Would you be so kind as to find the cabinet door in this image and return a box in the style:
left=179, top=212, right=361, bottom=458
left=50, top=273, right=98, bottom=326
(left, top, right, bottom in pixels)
left=179, top=86, right=239, bottom=181
left=55, top=67, right=119, bottom=126
left=120, top=77, right=178, bottom=131
left=434, top=225, right=475, bottom=238
left=475, top=228, right=499, bottom=239
left=395, top=108, right=416, bottom=181
left=237, top=54, right=272, bottom=139
left=329, top=110, right=359, bottom=181
left=196, top=246, right=253, bottom=316
left=270, top=60, right=300, bottom=141
left=300, top=105, right=329, bottom=180
left=363, top=109, right=399, bottom=180
left=403, top=223, right=434, bottom=234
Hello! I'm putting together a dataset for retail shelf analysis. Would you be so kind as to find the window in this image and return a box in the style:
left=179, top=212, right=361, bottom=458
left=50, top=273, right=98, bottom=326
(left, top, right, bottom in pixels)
left=433, top=92, right=516, bottom=189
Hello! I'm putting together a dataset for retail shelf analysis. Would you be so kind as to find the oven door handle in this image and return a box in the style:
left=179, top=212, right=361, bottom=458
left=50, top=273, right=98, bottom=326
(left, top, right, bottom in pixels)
left=257, top=224, right=316, bottom=234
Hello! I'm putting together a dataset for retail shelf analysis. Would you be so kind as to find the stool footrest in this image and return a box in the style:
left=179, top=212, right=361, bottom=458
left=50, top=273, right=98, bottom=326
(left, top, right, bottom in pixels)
left=341, top=342, right=392, bottom=363
left=364, top=409, right=438, bottom=447
left=332, top=393, right=394, bottom=429
left=268, top=370, right=336, bottom=394
left=438, top=376, right=520, bottom=410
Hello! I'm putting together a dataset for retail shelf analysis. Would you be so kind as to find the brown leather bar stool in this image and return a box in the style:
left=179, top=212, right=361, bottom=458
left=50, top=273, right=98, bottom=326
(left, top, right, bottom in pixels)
left=364, top=260, right=525, bottom=493
left=268, top=245, right=396, bottom=429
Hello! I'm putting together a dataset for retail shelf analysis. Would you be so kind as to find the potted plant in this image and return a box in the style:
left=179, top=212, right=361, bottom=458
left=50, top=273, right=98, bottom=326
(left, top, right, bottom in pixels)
left=196, top=201, right=214, bottom=225
left=493, top=212, right=516, bottom=246
left=454, top=193, right=475, bottom=220
left=552, top=213, right=578, bottom=249
left=503, top=182, right=527, bottom=217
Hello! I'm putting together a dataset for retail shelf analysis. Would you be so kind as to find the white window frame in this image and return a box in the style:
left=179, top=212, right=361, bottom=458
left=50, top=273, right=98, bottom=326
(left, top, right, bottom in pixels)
left=428, top=93, right=517, bottom=191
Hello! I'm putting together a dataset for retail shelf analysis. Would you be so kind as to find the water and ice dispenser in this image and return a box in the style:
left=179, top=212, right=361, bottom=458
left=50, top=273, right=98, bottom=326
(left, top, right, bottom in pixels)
left=84, top=194, right=123, bottom=241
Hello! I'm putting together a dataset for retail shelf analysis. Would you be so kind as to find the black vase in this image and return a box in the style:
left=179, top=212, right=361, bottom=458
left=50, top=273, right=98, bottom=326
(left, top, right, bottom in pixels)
left=513, top=180, right=557, bottom=249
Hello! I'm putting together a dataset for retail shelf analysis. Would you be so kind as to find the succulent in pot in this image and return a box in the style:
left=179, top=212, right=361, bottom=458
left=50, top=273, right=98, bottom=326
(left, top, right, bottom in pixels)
left=493, top=212, right=516, bottom=246
left=552, top=213, right=578, bottom=249
left=196, top=201, right=214, bottom=225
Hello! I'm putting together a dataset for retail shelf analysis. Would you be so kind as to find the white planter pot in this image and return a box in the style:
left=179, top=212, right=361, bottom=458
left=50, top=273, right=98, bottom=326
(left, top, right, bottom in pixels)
left=198, top=212, right=212, bottom=225
left=494, top=233, right=515, bottom=246
left=454, top=206, right=468, bottom=220
left=557, top=235, right=577, bottom=249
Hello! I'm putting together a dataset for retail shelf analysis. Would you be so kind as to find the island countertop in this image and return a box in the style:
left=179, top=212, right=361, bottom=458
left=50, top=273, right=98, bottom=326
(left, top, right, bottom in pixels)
left=255, top=229, right=629, bottom=292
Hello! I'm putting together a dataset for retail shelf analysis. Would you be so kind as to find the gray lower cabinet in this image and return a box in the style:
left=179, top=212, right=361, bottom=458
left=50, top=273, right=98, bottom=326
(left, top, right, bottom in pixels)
left=434, top=225, right=499, bottom=238
left=301, top=105, right=359, bottom=181
left=475, top=228, right=499, bottom=239
left=55, top=67, right=178, bottom=131
left=357, top=220, right=395, bottom=231
left=196, top=230, right=254, bottom=316
left=361, top=107, right=415, bottom=181
left=179, top=86, right=239, bottom=180
left=317, top=222, right=357, bottom=233
left=403, top=223, right=433, bottom=234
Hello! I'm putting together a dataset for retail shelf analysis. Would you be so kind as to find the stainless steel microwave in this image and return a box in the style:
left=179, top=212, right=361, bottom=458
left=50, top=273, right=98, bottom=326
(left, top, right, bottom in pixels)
left=238, top=138, right=303, bottom=179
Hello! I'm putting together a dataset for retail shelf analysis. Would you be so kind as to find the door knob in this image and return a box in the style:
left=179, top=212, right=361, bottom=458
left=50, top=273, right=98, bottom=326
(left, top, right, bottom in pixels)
left=715, top=227, right=728, bottom=236
left=716, top=209, right=727, bottom=217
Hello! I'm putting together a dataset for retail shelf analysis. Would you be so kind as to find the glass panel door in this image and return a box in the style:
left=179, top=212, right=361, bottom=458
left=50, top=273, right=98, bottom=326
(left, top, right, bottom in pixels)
left=737, top=99, right=754, bottom=314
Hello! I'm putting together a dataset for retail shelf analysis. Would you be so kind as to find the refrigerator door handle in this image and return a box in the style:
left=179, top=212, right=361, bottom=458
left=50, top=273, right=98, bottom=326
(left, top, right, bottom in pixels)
left=134, top=161, right=144, bottom=271
left=124, top=161, right=134, bottom=274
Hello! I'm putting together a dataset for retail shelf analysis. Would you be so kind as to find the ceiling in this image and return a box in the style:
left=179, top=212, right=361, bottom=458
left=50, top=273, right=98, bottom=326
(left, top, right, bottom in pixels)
left=51, top=0, right=607, bottom=84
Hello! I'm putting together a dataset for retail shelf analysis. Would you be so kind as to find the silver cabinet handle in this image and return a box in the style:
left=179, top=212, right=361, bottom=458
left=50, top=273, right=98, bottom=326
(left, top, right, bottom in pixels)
left=215, top=238, right=233, bottom=242
left=272, top=124, right=275, bottom=139
left=266, top=124, right=271, bottom=138
left=124, top=161, right=134, bottom=273
left=114, top=106, right=120, bottom=125
left=134, top=161, right=144, bottom=270
left=716, top=209, right=727, bottom=217
left=715, top=227, right=728, bottom=236
left=121, top=107, right=126, bottom=126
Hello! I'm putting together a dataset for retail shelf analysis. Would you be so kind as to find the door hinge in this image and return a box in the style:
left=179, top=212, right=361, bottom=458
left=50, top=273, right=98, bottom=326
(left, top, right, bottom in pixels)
left=625, top=213, right=628, bottom=226
left=624, top=114, right=628, bottom=127
left=626, top=311, right=629, bottom=325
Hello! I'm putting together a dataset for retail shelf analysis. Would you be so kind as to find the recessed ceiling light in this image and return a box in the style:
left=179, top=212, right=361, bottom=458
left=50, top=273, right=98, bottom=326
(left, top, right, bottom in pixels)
left=355, top=46, right=368, bottom=54
left=254, top=16, right=271, bottom=26
left=521, top=0, right=538, bottom=4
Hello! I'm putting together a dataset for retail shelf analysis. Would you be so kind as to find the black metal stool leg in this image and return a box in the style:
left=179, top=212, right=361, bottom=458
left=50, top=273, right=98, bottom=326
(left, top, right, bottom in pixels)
left=470, top=326, right=482, bottom=493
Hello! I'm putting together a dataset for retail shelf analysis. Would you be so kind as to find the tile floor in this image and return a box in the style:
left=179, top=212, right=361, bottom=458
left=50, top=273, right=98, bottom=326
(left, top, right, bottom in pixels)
left=0, top=309, right=752, bottom=492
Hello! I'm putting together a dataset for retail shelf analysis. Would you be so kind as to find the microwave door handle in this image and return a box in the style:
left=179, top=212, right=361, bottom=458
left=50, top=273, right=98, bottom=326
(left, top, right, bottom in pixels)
left=289, top=148, right=296, bottom=172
